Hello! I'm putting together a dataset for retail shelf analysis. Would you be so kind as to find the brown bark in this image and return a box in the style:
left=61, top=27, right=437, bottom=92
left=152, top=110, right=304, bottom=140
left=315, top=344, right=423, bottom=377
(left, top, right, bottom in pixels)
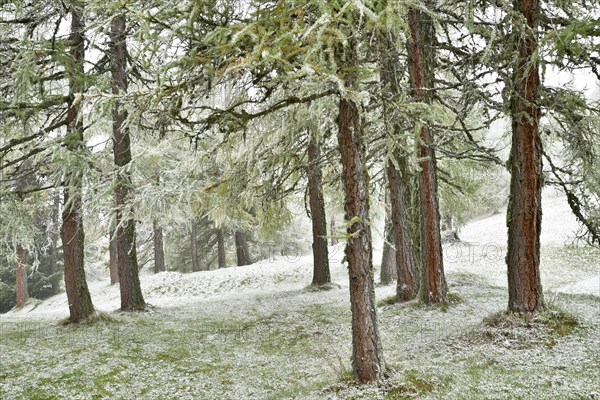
left=407, top=6, right=447, bottom=304
left=15, top=244, right=28, bottom=309
left=307, top=130, right=331, bottom=286
left=216, top=228, right=226, bottom=268
left=379, top=31, right=417, bottom=300
left=507, top=0, right=544, bottom=314
left=336, top=36, right=384, bottom=382
left=386, top=163, right=417, bottom=301
left=111, top=13, right=145, bottom=311
left=153, top=220, right=165, bottom=273
left=109, top=231, right=119, bottom=284
left=380, top=189, right=396, bottom=286
left=191, top=219, right=200, bottom=272
left=235, top=231, right=252, bottom=266
left=61, top=5, right=95, bottom=323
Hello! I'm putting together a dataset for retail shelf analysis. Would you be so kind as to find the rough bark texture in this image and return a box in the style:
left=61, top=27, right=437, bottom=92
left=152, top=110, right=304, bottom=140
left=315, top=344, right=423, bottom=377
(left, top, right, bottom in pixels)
left=409, top=174, right=423, bottom=288
left=307, top=131, right=331, bottom=286
left=379, top=31, right=417, bottom=300
left=216, top=228, right=226, bottom=268
left=336, top=36, right=384, bottom=383
left=386, top=163, right=417, bottom=301
left=61, top=5, right=95, bottom=323
left=111, top=13, right=145, bottom=311
left=507, top=0, right=544, bottom=314
left=153, top=221, right=165, bottom=273
left=109, top=231, right=119, bottom=284
left=15, top=244, right=28, bottom=309
left=191, top=220, right=200, bottom=272
left=407, top=6, right=447, bottom=304
left=380, top=189, right=396, bottom=286
left=235, top=231, right=252, bottom=266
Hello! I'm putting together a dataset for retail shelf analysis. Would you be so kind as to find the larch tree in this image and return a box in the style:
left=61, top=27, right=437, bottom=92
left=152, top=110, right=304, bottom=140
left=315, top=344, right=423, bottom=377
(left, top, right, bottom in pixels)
left=62, top=2, right=95, bottom=322
left=153, top=219, right=166, bottom=273
left=234, top=230, right=252, bottom=266
left=506, top=0, right=544, bottom=314
left=110, top=11, right=145, bottom=311
left=336, top=22, right=384, bottom=383
left=380, top=190, right=397, bottom=286
left=14, top=243, right=28, bottom=308
left=109, top=231, right=119, bottom=284
left=307, top=129, right=331, bottom=286
left=379, top=25, right=418, bottom=301
left=406, top=2, right=447, bottom=304
left=191, top=219, right=200, bottom=272
left=216, top=227, right=226, bottom=268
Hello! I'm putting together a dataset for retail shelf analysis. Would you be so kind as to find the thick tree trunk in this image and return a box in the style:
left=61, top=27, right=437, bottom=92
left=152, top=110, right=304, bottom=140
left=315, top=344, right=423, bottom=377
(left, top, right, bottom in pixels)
left=235, top=231, right=252, bottom=266
left=191, top=219, right=200, bottom=272
left=386, top=163, right=417, bottom=301
left=338, top=97, right=384, bottom=383
left=379, top=31, right=417, bottom=300
left=407, top=6, right=447, bottom=304
left=307, top=130, right=331, bottom=286
left=336, top=35, right=384, bottom=382
left=507, top=0, right=544, bottom=314
left=380, top=189, right=396, bottom=286
left=60, top=5, right=95, bottom=323
left=153, top=221, right=165, bottom=273
left=15, top=244, right=28, bottom=309
left=109, top=231, right=119, bottom=284
left=111, top=13, right=145, bottom=311
left=216, top=228, right=226, bottom=268
left=62, top=187, right=95, bottom=322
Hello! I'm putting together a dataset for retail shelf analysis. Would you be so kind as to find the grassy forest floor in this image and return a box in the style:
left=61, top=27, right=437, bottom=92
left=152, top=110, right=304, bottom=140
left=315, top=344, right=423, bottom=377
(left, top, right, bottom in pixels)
left=1, top=191, right=599, bottom=399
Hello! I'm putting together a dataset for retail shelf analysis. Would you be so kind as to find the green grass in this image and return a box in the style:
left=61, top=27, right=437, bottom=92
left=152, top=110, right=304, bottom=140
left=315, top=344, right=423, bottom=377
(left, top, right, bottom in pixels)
left=1, top=260, right=598, bottom=399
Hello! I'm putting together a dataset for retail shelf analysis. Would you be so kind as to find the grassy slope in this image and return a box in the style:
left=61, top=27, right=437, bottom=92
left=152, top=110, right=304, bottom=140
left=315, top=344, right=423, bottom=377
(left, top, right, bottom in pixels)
left=0, top=191, right=599, bottom=399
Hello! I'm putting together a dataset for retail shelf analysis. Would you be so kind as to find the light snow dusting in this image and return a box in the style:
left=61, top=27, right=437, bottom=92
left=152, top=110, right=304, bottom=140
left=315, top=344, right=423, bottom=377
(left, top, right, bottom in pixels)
left=1, top=190, right=598, bottom=399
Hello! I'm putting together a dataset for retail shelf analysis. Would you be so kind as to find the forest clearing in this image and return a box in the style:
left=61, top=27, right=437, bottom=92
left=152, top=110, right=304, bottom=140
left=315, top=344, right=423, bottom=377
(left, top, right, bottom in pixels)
left=1, top=190, right=598, bottom=399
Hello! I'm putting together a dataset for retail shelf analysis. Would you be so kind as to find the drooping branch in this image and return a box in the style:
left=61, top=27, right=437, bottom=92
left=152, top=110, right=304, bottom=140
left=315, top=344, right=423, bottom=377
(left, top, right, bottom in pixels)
left=542, top=148, right=600, bottom=245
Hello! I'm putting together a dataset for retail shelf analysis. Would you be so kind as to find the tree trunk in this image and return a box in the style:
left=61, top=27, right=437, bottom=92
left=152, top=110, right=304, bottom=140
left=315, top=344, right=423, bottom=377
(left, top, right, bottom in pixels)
left=307, top=130, right=331, bottom=286
left=380, top=189, right=396, bottom=286
left=111, top=13, right=145, bottom=311
left=48, top=193, right=61, bottom=294
left=379, top=31, right=417, bottom=300
left=409, top=174, right=423, bottom=291
left=235, top=231, right=252, bottom=266
left=15, top=244, right=28, bottom=309
left=507, top=0, right=544, bottom=315
left=191, top=219, right=200, bottom=272
left=216, top=228, right=226, bottom=268
left=407, top=5, right=447, bottom=304
left=153, top=220, right=165, bottom=273
left=109, top=231, right=119, bottom=284
left=336, top=35, right=384, bottom=383
left=386, top=163, right=417, bottom=301
left=60, top=5, right=95, bottom=323
left=330, top=217, right=337, bottom=246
